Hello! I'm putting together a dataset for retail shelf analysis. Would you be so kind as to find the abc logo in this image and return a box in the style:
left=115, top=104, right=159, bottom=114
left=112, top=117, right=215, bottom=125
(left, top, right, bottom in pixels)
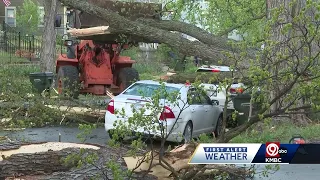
left=266, top=142, right=287, bottom=157
left=278, top=148, right=288, bottom=154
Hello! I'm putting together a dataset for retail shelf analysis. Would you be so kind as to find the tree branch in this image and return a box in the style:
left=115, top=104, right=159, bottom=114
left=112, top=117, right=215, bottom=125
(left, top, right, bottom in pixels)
left=219, top=104, right=312, bottom=143
left=136, top=19, right=233, bottom=50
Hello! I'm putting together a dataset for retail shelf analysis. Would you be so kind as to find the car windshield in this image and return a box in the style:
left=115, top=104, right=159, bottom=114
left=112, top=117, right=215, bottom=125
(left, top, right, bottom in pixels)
left=123, top=83, right=180, bottom=98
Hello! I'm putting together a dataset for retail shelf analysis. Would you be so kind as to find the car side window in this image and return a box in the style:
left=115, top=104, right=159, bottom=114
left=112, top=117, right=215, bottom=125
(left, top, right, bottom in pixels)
left=187, top=90, right=202, bottom=105
left=199, top=92, right=212, bottom=105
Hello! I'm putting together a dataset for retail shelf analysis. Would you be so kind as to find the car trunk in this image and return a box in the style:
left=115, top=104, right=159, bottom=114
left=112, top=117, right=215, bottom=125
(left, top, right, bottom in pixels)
left=113, top=95, right=153, bottom=117
left=113, top=95, right=173, bottom=133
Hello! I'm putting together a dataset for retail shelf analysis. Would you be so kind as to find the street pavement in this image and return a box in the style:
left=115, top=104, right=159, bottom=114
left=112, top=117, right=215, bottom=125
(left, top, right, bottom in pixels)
left=0, top=126, right=319, bottom=180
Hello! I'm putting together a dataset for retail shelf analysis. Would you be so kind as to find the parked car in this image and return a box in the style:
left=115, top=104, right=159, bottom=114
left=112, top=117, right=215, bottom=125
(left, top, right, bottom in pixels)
left=196, top=65, right=248, bottom=126
left=105, top=80, right=223, bottom=143
left=196, top=65, right=247, bottom=105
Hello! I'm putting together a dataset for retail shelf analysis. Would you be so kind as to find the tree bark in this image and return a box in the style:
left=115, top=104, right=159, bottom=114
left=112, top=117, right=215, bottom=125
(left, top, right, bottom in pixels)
left=0, top=148, right=80, bottom=179
left=136, top=19, right=234, bottom=50
left=40, top=0, right=58, bottom=72
left=266, top=0, right=311, bottom=125
left=0, top=142, right=157, bottom=180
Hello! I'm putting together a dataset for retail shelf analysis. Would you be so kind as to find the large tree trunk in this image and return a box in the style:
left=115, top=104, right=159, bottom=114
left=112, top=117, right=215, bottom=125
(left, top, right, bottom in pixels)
left=40, top=0, right=58, bottom=72
left=266, top=0, right=286, bottom=112
left=0, top=148, right=79, bottom=179
left=267, top=0, right=311, bottom=125
left=0, top=141, right=156, bottom=180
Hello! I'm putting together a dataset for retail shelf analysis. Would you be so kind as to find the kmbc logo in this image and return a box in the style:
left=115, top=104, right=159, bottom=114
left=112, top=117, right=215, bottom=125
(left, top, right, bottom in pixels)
left=265, top=142, right=288, bottom=163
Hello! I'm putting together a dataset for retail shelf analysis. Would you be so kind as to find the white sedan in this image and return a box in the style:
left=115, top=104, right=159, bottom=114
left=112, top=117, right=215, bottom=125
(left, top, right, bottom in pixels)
left=105, top=80, right=223, bottom=143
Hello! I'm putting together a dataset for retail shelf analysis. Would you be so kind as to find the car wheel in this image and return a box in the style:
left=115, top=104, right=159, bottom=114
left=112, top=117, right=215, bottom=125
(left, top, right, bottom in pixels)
left=182, top=122, right=193, bottom=143
left=214, top=115, right=223, bottom=137
left=108, top=130, right=124, bottom=141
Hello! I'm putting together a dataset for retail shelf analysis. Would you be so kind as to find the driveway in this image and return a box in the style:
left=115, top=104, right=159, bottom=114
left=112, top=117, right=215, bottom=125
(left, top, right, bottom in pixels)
left=0, top=126, right=319, bottom=180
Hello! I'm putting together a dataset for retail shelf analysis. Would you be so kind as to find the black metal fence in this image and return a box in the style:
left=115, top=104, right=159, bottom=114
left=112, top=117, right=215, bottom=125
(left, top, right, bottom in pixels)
left=0, top=21, right=42, bottom=62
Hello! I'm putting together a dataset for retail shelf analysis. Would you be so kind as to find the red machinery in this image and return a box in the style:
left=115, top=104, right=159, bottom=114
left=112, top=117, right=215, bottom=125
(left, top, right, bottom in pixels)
left=55, top=1, right=161, bottom=98
left=56, top=40, right=138, bottom=98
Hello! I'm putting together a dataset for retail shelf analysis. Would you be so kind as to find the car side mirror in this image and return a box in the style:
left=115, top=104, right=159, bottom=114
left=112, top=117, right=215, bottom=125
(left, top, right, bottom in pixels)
left=211, top=100, right=219, bottom=105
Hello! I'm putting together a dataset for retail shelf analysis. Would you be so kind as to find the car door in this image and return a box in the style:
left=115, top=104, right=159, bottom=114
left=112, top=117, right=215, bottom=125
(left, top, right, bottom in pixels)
left=198, top=92, right=220, bottom=133
left=187, top=89, right=208, bottom=136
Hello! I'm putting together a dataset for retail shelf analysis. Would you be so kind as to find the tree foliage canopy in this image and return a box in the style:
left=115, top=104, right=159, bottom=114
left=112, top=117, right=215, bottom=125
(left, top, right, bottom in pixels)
left=16, top=0, right=40, bottom=35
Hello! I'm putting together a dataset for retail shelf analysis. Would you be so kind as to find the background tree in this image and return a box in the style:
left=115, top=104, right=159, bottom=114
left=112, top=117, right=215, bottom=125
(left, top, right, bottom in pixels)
left=40, top=0, right=58, bottom=72
left=16, top=0, right=40, bottom=35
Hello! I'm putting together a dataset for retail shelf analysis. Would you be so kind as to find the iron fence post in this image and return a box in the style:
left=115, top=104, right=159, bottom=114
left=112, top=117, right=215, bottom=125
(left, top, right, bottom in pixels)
left=32, top=35, right=35, bottom=53
left=29, top=40, right=31, bottom=61
left=3, top=21, right=7, bottom=52
left=18, top=32, right=21, bottom=57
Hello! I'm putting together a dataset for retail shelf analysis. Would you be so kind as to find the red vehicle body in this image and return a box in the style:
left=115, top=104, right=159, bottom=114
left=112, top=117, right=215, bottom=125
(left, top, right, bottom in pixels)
left=55, top=0, right=161, bottom=98
left=55, top=39, right=138, bottom=98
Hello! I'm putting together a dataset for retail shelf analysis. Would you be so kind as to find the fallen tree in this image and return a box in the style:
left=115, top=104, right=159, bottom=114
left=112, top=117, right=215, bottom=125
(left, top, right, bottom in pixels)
left=0, top=140, right=101, bottom=179
left=59, top=0, right=234, bottom=63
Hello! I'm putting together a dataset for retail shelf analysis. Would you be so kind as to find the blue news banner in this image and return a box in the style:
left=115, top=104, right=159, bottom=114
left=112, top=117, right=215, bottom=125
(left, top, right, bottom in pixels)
left=188, top=143, right=320, bottom=164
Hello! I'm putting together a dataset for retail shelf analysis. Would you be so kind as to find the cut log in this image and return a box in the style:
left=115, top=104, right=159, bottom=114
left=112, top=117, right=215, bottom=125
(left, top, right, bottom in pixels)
left=67, top=26, right=111, bottom=37
left=1, top=144, right=156, bottom=180
left=0, top=103, right=105, bottom=125
left=45, top=105, right=105, bottom=124
left=0, top=141, right=158, bottom=180
left=45, top=105, right=106, bottom=117
left=0, top=142, right=101, bottom=161
left=0, top=140, right=47, bottom=151
left=0, top=148, right=79, bottom=179
left=0, top=142, right=101, bottom=179
left=64, top=0, right=162, bottom=43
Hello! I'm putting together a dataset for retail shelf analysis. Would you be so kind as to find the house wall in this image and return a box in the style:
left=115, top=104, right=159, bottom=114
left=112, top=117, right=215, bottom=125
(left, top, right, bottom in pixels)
left=0, top=0, right=66, bottom=35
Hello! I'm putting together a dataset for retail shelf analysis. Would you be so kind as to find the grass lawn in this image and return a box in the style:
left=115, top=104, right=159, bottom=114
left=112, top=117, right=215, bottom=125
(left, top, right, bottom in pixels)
left=0, top=53, right=34, bottom=64
left=231, top=122, right=320, bottom=143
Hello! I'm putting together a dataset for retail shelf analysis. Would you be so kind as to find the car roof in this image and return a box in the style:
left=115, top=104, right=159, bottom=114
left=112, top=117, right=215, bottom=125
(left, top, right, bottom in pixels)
left=197, top=65, right=232, bottom=72
left=134, top=80, right=186, bottom=89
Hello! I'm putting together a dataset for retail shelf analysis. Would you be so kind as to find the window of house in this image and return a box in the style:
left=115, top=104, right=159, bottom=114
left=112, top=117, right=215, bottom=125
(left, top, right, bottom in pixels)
left=5, top=7, right=16, bottom=27
left=38, top=6, right=45, bottom=27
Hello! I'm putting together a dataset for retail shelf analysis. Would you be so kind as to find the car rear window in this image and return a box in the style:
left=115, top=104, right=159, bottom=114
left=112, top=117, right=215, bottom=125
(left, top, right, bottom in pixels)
left=123, top=83, right=180, bottom=98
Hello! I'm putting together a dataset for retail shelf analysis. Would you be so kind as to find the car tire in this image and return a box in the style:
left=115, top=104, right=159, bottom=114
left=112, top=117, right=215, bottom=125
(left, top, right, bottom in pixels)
left=214, top=115, right=223, bottom=137
left=108, top=130, right=124, bottom=141
left=182, top=122, right=193, bottom=143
